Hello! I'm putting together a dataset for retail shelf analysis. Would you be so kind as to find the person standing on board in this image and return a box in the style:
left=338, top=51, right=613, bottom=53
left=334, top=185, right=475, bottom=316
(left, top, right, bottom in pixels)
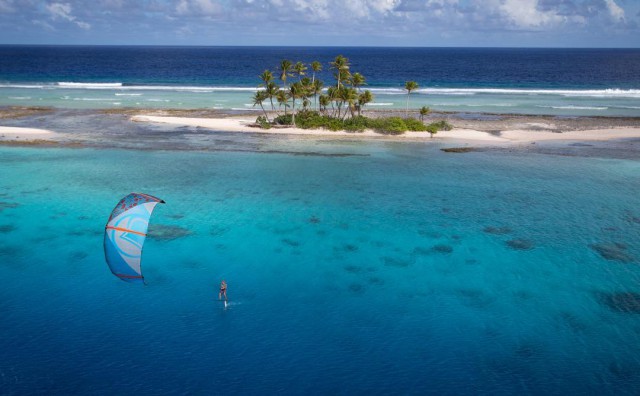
left=219, top=280, right=228, bottom=302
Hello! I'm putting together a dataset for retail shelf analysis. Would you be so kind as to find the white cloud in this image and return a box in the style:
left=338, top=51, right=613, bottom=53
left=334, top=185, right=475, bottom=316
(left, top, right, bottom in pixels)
left=46, top=2, right=91, bottom=29
left=492, top=0, right=565, bottom=28
left=604, top=0, right=625, bottom=22
left=175, top=0, right=223, bottom=16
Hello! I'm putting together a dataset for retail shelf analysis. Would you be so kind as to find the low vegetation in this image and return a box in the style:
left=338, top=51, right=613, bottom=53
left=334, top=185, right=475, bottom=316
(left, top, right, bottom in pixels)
left=264, top=110, right=451, bottom=135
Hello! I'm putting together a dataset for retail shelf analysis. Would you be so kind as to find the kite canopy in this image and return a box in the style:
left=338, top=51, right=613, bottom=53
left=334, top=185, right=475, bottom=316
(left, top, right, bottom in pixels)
left=103, top=193, right=165, bottom=283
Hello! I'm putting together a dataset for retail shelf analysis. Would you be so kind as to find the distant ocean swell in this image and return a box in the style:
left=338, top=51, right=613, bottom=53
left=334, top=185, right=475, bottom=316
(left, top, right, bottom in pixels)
left=1, top=82, right=640, bottom=98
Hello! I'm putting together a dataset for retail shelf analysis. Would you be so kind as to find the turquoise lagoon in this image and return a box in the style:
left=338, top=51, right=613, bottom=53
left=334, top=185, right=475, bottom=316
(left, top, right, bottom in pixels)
left=1, top=138, right=640, bottom=394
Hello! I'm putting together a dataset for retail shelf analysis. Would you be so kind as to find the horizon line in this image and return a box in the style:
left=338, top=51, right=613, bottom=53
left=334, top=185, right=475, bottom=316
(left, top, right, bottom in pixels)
left=0, top=43, right=639, bottom=50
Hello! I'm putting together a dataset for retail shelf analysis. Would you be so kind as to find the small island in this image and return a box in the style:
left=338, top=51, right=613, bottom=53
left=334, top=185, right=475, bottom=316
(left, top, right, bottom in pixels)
left=251, top=55, right=452, bottom=136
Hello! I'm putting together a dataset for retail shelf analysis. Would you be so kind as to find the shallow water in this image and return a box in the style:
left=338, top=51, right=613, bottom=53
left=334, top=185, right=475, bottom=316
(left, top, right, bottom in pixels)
left=1, top=142, right=639, bottom=394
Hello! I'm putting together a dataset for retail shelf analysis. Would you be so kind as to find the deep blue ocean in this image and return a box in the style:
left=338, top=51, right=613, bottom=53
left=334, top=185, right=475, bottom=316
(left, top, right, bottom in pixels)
left=1, top=46, right=639, bottom=116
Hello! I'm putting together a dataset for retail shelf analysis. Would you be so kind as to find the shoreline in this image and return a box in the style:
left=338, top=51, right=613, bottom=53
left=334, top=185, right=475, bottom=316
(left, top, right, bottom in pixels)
left=1, top=107, right=640, bottom=150
left=130, top=114, right=640, bottom=144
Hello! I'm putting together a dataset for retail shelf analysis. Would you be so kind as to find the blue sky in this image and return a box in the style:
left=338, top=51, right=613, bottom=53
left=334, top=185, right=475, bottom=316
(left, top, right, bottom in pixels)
left=0, top=0, right=638, bottom=47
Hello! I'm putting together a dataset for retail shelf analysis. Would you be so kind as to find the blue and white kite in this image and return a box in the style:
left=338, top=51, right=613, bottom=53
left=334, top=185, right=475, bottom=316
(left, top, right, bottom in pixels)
left=103, top=193, right=165, bottom=283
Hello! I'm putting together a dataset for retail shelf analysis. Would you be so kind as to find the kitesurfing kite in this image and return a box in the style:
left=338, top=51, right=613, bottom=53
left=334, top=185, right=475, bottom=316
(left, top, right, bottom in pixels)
left=103, top=192, right=165, bottom=283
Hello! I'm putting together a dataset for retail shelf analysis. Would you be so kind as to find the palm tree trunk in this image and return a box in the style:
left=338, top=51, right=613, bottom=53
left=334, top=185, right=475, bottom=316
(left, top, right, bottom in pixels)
left=406, top=93, right=409, bottom=117
left=260, top=103, right=270, bottom=122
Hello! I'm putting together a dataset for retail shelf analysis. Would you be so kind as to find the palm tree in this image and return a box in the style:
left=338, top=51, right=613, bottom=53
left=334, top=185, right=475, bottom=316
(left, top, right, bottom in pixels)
left=276, top=89, right=289, bottom=115
left=265, top=81, right=279, bottom=112
left=293, top=61, right=307, bottom=80
left=327, top=86, right=339, bottom=117
left=351, top=72, right=365, bottom=92
left=310, top=61, right=322, bottom=84
left=404, top=81, right=419, bottom=117
left=357, top=90, right=373, bottom=117
left=289, top=82, right=304, bottom=125
left=300, top=77, right=312, bottom=110
left=279, top=59, right=293, bottom=90
left=340, top=87, right=358, bottom=119
left=330, top=55, right=350, bottom=89
left=318, top=94, right=330, bottom=115
left=419, top=106, right=431, bottom=122
left=312, top=79, right=324, bottom=111
left=252, top=90, right=270, bottom=122
left=259, top=70, right=273, bottom=86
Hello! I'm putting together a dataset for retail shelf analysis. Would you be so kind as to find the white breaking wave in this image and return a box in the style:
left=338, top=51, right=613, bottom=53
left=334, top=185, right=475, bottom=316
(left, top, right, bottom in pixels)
left=414, top=88, right=640, bottom=98
left=72, top=98, right=113, bottom=101
left=547, top=106, right=608, bottom=110
left=0, top=82, right=257, bottom=93
left=147, top=99, right=170, bottom=102
left=8, top=96, right=31, bottom=100
left=465, top=103, right=516, bottom=107
left=1, top=82, right=638, bottom=98
left=58, top=82, right=123, bottom=88
left=368, top=103, right=394, bottom=106
left=115, top=93, right=142, bottom=96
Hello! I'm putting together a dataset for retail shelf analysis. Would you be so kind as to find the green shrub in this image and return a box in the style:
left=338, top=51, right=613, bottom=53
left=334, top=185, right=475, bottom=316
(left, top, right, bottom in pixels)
left=255, top=115, right=271, bottom=129
left=343, top=116, right=368, bottom=132
left=403, top=117, right=428, bottom=132
left=371, top=117, right=407, bottom=135
left=273, top=114, right=293, bottom=125
left=425, top=124, right=439, bottom=134
left=428, top=120, right=453, bottom=131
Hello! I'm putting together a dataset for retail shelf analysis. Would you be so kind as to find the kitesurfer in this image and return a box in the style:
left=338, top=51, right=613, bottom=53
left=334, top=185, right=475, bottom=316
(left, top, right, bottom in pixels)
left=219, top=280, right=228, bottom=301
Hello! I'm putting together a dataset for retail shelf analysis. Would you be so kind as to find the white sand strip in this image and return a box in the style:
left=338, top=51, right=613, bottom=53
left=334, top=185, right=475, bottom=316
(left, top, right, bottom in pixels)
left=0, top=126, right=58, bottom=140
left=131, top=115, right=508, bottom=142
left=131, top=115, right=640, bottom=144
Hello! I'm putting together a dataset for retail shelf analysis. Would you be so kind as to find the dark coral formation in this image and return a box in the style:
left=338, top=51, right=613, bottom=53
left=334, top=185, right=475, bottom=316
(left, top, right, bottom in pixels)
left=432, top=244, right=454, bottom=253
left=0, top=202, right=20, bottom=211
left=308, top=216, right=320, bottom=224
left=483, top=226, right=513, bottom=235
left=337, top=244, right=358, bottom=253
left=413, top=244, right=453, bottom=255
left=623, top=210, right=640, bottom=225
left=441, top=147, right=478, bottom=153
left=368, top=277, right=385, bottom=285
left=383, top=256, right=413, bottom=268
left=590, top=242, right=634, bottom=263
left=349, top=283, right=364, bottom=294
left=281, top=238, right=300, bottom=247
left=600, top=292, right=640, bottom=313
left=148, top=224, right=193, bottom=241
left=344, top=265, right=363, bottom=273
left=0, top=224, right=16, bottom=233
left=506, top=239, right=534, bottom=250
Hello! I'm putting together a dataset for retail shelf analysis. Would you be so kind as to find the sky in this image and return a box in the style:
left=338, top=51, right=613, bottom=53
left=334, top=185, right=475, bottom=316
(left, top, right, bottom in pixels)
left=0, top=0, right=638, bottom=47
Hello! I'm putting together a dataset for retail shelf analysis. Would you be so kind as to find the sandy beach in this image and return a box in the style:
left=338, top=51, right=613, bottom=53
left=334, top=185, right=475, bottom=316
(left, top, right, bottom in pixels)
left=131, top=114, right=640, bottom=144
left=0, top=126, right=59, bottom=140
